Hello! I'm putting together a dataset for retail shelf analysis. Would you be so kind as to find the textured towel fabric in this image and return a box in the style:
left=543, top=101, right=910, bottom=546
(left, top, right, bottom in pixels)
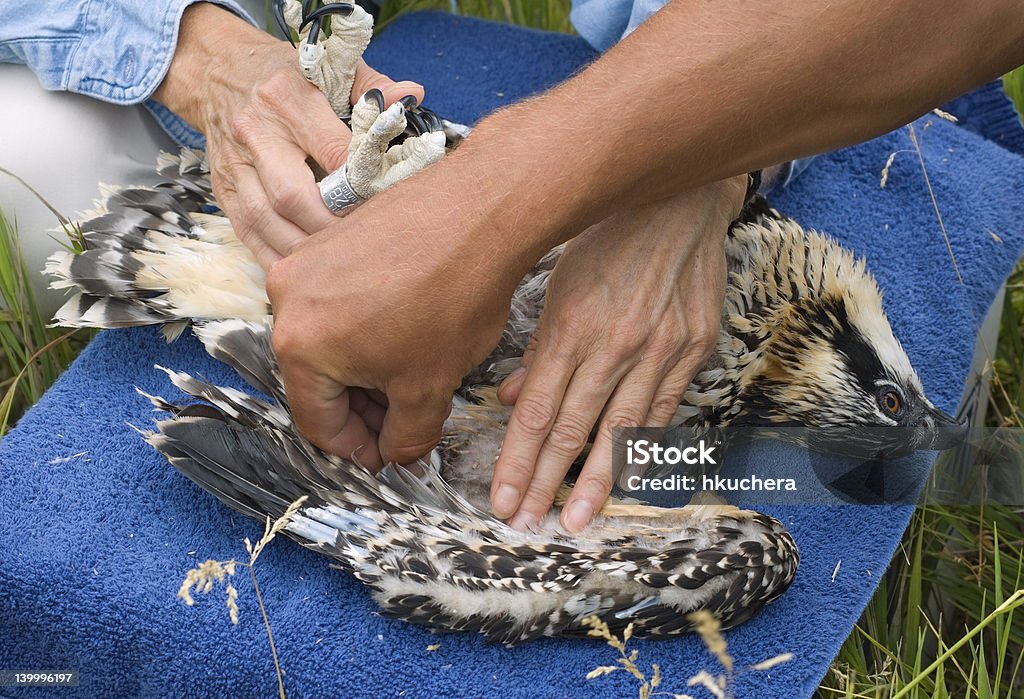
left=2, top=12, right=1024, bottom=699
left=944, top=78, right=1024, bottom=158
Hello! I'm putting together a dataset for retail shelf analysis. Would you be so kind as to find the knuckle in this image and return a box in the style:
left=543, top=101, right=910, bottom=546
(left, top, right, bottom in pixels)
left=601, top=407, right=646, bottom=432
left=269, top=183, right=305, bottom=215
left=605, top=321, right=646, bottom=356
left=523, top=333, right=540, bottom=356
left=237, top=192, right=272, bottom=228
left=495, top=455, right=535, bottom=484
left=228, top=112, right=259, bottom=146
left=649, top=393, right=684, bottom=423
left=270, top=315, right=302, bottom=361
left=209, top=171, right=237, bottom=201
left=687, top=327, right=718, bottom=359
left=576, top=470, right=614, bottom=500
left=278, top=236, right=304, bottom=259
left=395, top=377, right=456, bottom=408
left=553, top=310, right=593, bottom=345
left=513, top=396, right=556, bottom=436
left=387, top=437, right=440, bottom=466
left=689, top=304, right=722, bottom=350
left=254, top=71, right=294, bottom=112
left=546, top=413, right=592, bottom=456
left=646, top=324, right=684, bottom=364
left=264, top=259, right=288, bottom=301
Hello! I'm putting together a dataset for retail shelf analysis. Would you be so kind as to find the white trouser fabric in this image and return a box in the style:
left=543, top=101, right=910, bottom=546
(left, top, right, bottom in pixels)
left=0, top=63, right=179, bottom=312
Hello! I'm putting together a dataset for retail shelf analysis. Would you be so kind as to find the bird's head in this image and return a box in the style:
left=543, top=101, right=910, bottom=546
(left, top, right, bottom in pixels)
left=729, top=225, right=966, bottom=457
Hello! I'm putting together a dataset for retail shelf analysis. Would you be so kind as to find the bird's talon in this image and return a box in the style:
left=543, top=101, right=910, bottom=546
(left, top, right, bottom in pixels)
left=298, top=2, right=358, bottom=35
left=362, top=87, right=386, bottom=113
left=420, top=109, right=445, bottom=133
left=405, top=110, right=429, bottom=137
left=282, top=0, right=372, bottom=119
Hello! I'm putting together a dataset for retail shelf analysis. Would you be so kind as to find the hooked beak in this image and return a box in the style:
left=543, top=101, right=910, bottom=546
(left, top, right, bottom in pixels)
left=917, top=404, right=968, bottom=451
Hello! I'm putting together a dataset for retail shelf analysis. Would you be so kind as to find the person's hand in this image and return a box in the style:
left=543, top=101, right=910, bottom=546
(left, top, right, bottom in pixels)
left=153, top=3, right=423, bottom=268
left=264, top=162, right=529, bottom=469
left=490, top=177, right=747, bottom=532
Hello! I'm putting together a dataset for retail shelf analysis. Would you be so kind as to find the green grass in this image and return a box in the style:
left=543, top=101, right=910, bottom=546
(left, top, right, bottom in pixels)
left=992, top=261, right=1024, bottom=426
left=819, top=503, right=1024, bottom=697
left=0, top=209, right=91, bottom=436
left=0, top=2, right=1022, bottom=695
left=1003, top=67, right=1024, bottom=127
left=374, top=0, right=574, bottom=34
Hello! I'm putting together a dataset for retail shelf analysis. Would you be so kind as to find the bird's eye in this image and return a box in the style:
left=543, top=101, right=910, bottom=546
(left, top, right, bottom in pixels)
left=878, top=388, right=903, bottom=417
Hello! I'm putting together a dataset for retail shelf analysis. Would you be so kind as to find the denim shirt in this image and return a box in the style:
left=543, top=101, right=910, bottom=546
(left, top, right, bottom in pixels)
left=0, top=0, right=253, bottom=148
left=570, top=0, right=667, bottom=52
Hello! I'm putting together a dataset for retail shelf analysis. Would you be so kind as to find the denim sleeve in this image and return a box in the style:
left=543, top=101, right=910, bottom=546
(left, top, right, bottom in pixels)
left=0, top=1, right=255, bottom=104
left=570, top=0, right=667, bottom=52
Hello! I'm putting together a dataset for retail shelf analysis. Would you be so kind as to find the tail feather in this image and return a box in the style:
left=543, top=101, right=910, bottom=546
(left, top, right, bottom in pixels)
left=51, top=294, right=178, bottom=329
left=153, top=416, right=296, bottom=521
left=193, top=319, right=283, bottom=403
left=48, top=150, right=266, bottom=332
left=141, top=365, right=491, bottom=526
left=155, top=148, right=215, bottom=208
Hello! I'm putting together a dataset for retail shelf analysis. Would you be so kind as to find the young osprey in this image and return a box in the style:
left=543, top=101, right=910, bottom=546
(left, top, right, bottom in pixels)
left=41, top=0, right=960, bottom=643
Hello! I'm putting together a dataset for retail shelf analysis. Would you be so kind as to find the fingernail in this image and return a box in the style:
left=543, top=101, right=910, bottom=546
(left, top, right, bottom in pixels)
left=492, top=483, right=521, bottom=518
left=508, top=510, right=538, bottom=532
left=562, top=499, right=593, bottom=533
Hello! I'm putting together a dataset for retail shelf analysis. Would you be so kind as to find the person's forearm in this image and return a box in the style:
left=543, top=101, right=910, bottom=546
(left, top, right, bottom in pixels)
left=412, top=0, right=1024, bottom=277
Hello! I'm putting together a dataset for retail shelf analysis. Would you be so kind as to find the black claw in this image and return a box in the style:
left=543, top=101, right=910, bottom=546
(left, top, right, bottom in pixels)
left=398, top=95, right=420, bottom=111
left=327, top=1, right=356, bottom=16
left=363, top=88, right=385, bottom=113
left=304, top=17, right=324, bottom=46
left=272, top=0, right=295, bottom=47
left=278, top=0, right=356, bottom=48
left=417, top=107, right=445, bottom=133
left=405, top=110, right=429, bottom=136
left=299, top=3, right=357, bottom=36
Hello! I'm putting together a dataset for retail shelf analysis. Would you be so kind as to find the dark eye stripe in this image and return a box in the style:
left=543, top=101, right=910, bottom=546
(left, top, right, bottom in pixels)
left=823, top=298, right=888, bottom=394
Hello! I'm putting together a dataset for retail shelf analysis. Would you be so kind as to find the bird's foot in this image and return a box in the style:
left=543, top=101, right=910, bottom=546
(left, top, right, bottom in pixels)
left=280, top=0, right=373, bottom=119
left=344, top=89, right=447, bottom=200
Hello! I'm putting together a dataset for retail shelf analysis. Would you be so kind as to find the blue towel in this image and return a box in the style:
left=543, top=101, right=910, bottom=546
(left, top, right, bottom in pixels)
left=944, top=79, right=1024, bottom=157
left=2, top=12, right=1024, bottom=698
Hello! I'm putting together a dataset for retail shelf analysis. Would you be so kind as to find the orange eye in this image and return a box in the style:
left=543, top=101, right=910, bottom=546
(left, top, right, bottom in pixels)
left=882, top=391, right=901, bottom=414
